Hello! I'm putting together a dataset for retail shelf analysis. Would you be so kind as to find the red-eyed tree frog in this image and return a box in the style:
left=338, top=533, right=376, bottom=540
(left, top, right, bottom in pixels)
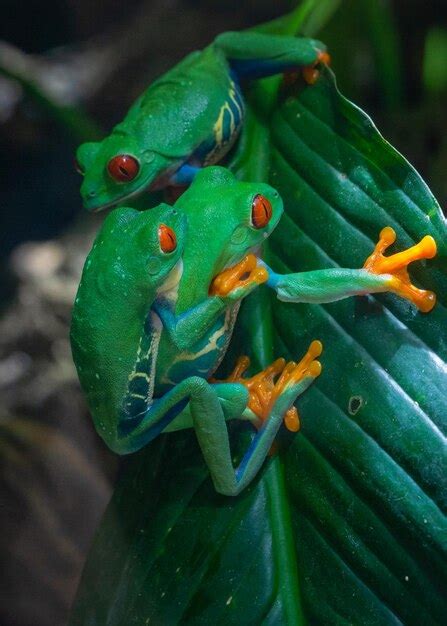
left=75, top=31, right=329, bottom=212
left=70, top=167, right=437, bottom=496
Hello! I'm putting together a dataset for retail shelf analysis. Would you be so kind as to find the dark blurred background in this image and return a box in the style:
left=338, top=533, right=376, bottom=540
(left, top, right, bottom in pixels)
left=1, top=2, right=446, bottom=625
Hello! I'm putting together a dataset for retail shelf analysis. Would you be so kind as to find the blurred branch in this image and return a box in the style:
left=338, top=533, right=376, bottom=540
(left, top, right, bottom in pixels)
left=0, top=45, right=101, bottom=142
left=0, top=0, right=190, bottom=141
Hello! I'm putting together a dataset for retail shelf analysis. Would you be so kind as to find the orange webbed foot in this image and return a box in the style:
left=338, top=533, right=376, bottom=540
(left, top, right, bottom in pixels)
left=363, top=226, right=437, bottom=313
left=219, top=341, right=323, bottom=432
left=209, top=254, right=268, bottom=297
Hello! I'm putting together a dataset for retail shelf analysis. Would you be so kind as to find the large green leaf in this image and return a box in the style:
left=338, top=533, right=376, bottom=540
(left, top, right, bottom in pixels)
left=70, top=70, right=447, bottom=625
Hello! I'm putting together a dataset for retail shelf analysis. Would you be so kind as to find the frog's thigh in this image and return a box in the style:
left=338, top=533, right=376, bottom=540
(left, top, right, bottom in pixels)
left=165, top=382, right=249, bottom=432
left=215, top=31, right=322, bottom=78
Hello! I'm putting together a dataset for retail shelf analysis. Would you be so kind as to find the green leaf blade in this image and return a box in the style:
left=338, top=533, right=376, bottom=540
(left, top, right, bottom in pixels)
left=266, top=68, right=447, bottom=625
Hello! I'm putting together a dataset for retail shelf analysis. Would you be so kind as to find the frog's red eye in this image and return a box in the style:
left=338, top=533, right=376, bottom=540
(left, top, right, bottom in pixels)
left=158, top=224, right=177, bottom=253
left=74, top=158, right=84, bottom=175
left=107, top=154, right=140, bottom=182
left=251, top=194, right=272, bottom=229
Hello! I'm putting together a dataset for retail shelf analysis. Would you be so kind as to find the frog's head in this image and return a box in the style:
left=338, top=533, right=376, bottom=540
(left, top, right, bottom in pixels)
left=90, top=203, right=186, bottom=298
left=76, top=130, right=171, bottom=212
left=177, top=167, right=284, bottom=277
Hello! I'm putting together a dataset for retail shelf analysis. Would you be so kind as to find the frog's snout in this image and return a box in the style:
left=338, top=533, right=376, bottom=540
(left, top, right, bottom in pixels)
left=81, top=179, right=98, bottom=200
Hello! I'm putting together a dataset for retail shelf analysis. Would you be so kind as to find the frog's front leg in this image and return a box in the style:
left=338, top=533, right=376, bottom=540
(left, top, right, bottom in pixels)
left=155, top=254, right=268, bottom=351
left=214, top=31, right=328, bottom=82
left=265, top=228, right=437, bottom=313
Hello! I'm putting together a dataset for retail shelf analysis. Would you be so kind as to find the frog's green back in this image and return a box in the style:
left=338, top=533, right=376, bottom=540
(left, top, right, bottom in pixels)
left=118, top=46, right=234, bottom=158
left=70, top=205, right=185, bottom=446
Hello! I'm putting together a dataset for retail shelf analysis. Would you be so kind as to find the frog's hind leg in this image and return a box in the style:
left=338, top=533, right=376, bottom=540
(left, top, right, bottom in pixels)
left=117, top=342, right=321, bottom=495
left=201, top=340, right=322, bottom=496
left=214, top=31, right=328, bottom=82
left=230, top=343, right=321, bottom=495
left=115, top=377, right=248, bottom=454
left=163, top=382, right=253, bottom=433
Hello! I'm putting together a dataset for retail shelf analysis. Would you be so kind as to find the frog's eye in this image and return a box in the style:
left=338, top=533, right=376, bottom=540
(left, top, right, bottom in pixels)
left=251, top=194, right=273, bottom=229
left=107, top=154, right=140, bottom=182
left=158, top=224, right=177, bottom=253
left=74, top=158, right=84, bottom=175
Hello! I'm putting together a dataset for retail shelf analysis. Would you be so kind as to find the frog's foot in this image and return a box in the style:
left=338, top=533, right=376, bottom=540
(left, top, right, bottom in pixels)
left=214, top=355, right=290, bottom=429
left=363, top=226, right=437, bottom=312
left=266, top=340, right=323, bottom=431
left=223, top=341, right=322, bottom=432
left=302, top=50, right=331, bottom=85
left=209, top=253, right=268, bottom=297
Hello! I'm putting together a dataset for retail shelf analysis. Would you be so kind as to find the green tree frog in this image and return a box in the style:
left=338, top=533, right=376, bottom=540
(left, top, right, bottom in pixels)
left=71, top=167, right=437, bottom=496
left=75, top=31, right=328, bottom=211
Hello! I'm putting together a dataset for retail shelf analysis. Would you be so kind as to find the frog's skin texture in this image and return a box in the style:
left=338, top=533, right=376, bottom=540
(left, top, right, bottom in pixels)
left=71, top=167, right=437, bottom=496
left=76, top=31, right=326, bottom=212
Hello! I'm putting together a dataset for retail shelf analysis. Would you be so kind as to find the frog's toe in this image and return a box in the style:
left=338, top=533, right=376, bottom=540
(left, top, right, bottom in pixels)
left=302, top=50, right=331, bottom=85
left=276, top=340, right=322, bottom=392
left=214, top=355, right=251, bottom=383
left=266, top=340, right=323, bottom=432
left=284, top=406, right=300, bottom=432
left=363, top=227, right=437, bottom=312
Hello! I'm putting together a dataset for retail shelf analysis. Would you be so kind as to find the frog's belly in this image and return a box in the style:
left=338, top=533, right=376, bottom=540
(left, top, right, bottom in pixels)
left=160, top=303, right=240, bottom=388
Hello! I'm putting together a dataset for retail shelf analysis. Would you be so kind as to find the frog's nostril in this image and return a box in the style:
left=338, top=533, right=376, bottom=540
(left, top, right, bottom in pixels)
left=87, top=190, right=97, bottom=198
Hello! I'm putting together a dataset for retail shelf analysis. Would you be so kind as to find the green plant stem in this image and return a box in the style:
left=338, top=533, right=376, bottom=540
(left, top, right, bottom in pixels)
left=246, top=285, right=306, bottom=626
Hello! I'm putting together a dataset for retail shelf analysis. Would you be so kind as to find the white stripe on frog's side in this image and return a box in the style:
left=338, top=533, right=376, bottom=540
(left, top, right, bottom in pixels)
left=162, top=301, right=241, bottom=386
left=122, top=310, right=162, bottom=417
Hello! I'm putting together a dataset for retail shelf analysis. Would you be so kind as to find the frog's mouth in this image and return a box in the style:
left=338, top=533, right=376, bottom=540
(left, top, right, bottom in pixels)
left=87, top=161, right=184, bottom=213
left=90, top=185, right=149, bottom=212
left=89, top=178, right=159, bottom=212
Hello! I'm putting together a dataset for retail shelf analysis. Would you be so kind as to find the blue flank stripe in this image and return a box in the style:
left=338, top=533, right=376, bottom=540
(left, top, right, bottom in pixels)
left=118, top=397, right=189, bottom=440
left=230, top=58, right=298, bottom=80
left=235, top=425, right=265, bottom=482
